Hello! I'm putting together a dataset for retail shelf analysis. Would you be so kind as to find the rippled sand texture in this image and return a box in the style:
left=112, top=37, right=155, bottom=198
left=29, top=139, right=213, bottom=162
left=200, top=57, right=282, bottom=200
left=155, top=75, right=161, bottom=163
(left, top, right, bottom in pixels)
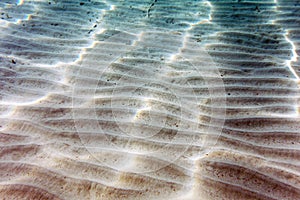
left=0, top=0, right=300, bottom=200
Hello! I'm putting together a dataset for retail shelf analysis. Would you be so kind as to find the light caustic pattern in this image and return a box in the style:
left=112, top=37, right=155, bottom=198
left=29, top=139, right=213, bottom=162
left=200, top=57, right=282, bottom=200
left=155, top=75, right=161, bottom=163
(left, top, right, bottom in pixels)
left=1, top=0, right=300, bottom=199
left=72, top=31, right=226, bottom=174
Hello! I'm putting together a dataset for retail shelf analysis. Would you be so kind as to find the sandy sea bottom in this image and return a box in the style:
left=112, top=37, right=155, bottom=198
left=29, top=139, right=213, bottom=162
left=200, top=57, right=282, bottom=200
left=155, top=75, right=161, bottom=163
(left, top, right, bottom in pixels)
left=0, top=0, right=300, bottom=199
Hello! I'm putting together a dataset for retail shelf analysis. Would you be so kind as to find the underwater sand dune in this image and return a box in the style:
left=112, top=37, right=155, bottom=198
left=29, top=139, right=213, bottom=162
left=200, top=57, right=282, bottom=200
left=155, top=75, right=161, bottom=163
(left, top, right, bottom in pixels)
left=0, top=0, right=299, bottom=199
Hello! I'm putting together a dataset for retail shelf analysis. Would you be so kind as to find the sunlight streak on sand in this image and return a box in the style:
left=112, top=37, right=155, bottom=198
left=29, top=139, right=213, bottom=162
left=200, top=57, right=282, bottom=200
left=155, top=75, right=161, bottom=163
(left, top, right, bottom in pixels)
left=284, top=31, right=299, bottom=80
left=17, top=0, right=24, bottom=6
